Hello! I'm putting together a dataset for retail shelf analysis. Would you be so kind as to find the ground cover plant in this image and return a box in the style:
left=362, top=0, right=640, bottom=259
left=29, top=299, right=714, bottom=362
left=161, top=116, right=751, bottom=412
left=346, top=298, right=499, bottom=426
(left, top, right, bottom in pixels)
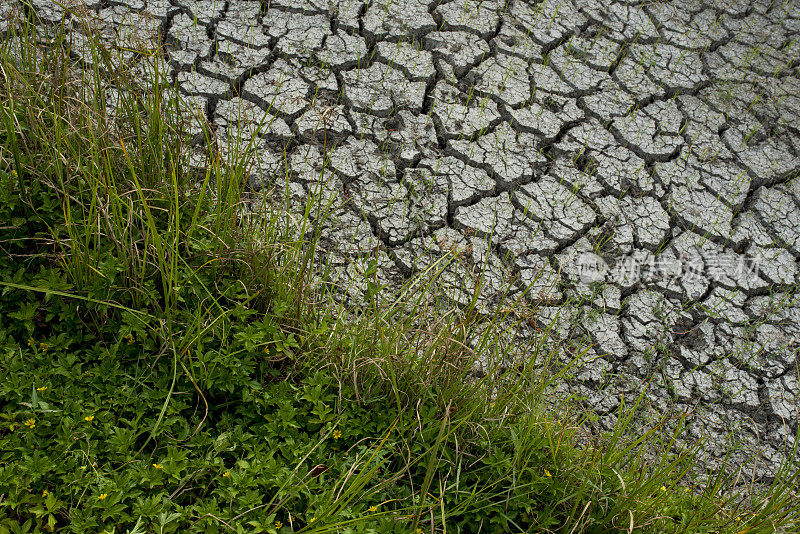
left=1, top=6, right=799, bottom=534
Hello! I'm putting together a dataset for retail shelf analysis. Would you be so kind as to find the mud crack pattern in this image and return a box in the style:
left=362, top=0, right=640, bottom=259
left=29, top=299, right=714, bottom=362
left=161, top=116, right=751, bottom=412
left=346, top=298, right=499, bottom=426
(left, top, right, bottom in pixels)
left=10, top=0, right=800, bottom=481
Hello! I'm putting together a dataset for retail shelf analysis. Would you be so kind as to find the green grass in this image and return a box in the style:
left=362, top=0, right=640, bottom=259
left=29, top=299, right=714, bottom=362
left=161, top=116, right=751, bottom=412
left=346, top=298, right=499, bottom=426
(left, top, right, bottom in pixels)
left=0, top=9, right=798, bottom=534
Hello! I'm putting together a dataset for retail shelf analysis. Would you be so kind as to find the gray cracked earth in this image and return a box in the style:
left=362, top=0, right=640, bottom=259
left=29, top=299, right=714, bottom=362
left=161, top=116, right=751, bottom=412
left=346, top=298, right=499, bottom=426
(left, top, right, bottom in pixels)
left=7, top=0, right=800, bottom=482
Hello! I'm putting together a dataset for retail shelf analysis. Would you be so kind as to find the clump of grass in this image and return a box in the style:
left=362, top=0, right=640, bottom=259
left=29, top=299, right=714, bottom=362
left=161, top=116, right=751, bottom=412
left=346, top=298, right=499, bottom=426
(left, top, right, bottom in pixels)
left=0, top=7, right=798, bottom=534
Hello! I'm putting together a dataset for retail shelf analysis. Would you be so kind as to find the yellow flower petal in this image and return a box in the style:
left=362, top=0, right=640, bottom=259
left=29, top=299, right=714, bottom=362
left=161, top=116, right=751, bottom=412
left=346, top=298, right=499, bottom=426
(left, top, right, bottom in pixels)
left=98, top=493, right=108, bottom=500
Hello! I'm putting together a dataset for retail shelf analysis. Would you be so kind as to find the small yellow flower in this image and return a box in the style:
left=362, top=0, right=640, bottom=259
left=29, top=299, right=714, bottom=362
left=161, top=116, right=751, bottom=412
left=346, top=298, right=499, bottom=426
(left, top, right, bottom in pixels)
left=98, top=493, right=108, bottom=500
left=222, top=471, right=230, bottom=477
left=309, top=517, right=316, bottom=523
left=27, top=338, right=35, bottom=347
left=39, top=342, right=48, bottom=351
left=152, top=464, right=163, bottom=469
left=36, top=386, right=47, bottom=392
left=332, top=429, right=342, bottom=439
left=124, top=333, right=134, bottom=345
left=24, top=418, right=35, bottom=429
left=84, top=415, right=95, bottom=422
left=42, top=490, right=48, bottom=497
left=367, top=505, right=378, bottom=513
left=660, top=486, right=667, bottom=491
left=544, top=469, right=552, bottom=478
left=275, top=520, right=283, bottom=529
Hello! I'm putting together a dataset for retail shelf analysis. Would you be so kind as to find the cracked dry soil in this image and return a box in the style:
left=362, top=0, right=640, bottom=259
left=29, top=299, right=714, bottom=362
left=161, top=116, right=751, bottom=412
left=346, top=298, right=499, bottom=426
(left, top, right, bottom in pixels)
left=8, top=0, right=800, bottom=483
